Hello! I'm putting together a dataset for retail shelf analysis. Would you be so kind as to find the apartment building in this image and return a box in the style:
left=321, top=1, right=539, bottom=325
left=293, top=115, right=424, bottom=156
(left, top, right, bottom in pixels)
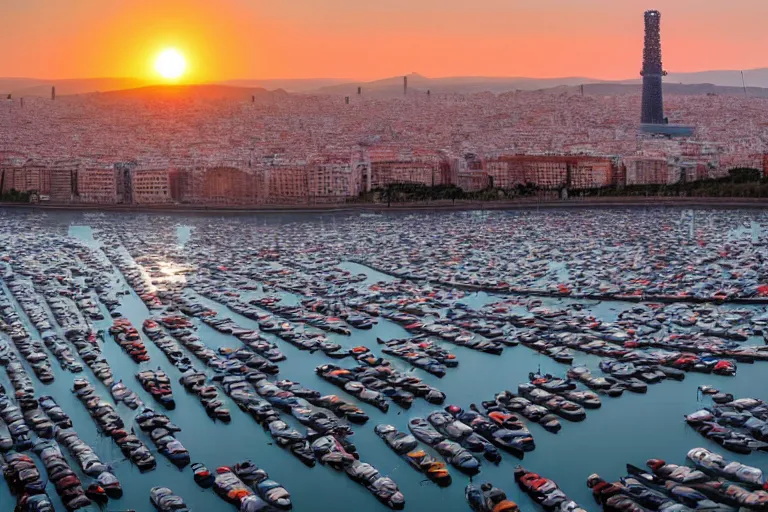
left=623, top=157, right=671, bottom=185
left=483, top=155, right=615, bottom=189
left=77, top=167, right=118, bottom=203
left=456, top=170, right=490, bottom=191
left=370, top=160, right=440, bottom=189
left=569, top=159, right=614, bottom=189
left=307, top=160, right=361, bottom=202
left=48, top=161, right=78, bottom=202
left=131, top=169, right=171, bottom=204
left=265, top=163, right=309, bottom=204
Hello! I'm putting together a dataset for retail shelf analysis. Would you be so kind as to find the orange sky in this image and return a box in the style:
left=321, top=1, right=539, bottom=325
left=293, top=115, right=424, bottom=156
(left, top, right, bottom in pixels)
left=3, top=0, right=768, bottom=81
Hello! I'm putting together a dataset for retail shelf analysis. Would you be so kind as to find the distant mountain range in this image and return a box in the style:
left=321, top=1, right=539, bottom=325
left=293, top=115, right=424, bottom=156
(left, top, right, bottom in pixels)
left=313, top=70, right=768, bottom=97
left=546, top=82, right=768, bottom=98
left=0, top=77, right=344, bottom=97
left=313, top=73, right=598, bottom=95
left=3, top=68, right=768, bottom=98
left=217, top=78, right=350, bottom=93
left=94, top=84, right=286, bottom=101
left=0, top=77, right=153, bottom=97
left=661, top=68, right=768, bottom=88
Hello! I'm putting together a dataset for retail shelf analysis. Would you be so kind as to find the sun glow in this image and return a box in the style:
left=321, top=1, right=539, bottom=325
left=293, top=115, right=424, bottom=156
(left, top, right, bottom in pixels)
left=154, top=48, right=187, bottom=80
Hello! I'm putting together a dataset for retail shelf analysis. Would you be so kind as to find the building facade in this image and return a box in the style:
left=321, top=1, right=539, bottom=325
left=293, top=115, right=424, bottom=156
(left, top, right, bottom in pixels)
left=569, top=159, right=614, bottom=189
left=483, top=155, right=615, bottom=190
left=307, top=161, right=361, bottom=202
left=456, top=170, right=490, bottom=191
left=623, top=157, right=671, bottom=185
left=48, top=162, right=78, bottom=202
left=370, top=160, right=440, bottom=189
left=76, top=168, right=118, bottom=204
left=2, top=162, right=52, bottom=195
left=201, top=167, right=263, bottom=205
left=131, top=169, right=171, bottom=204
left=265, top=164, right=309, bottom=204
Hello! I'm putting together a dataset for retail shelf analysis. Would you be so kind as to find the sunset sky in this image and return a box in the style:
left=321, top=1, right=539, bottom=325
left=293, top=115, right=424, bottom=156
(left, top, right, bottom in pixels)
left=3, top=0, right=768, bottom=82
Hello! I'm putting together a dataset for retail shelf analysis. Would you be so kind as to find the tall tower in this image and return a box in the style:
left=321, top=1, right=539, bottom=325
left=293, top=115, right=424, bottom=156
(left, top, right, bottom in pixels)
left=51, top=86, right=56, bottom=101
left=403, top=76, right=407, bottom=96
left=640, top=10, right=666, bottom=124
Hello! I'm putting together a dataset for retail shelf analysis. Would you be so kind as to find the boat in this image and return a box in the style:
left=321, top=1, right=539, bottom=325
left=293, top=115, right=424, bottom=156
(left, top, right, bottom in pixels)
left=0, top=417, right=13, bottom=452
left=427, top=410, right=501, bottom=463
left=625, top=463, right=752, bottom=511
left=150, top=487, right=190, bottom=512
left=649, top=457, right=768, bottom=509
left=374, top=424, right=452, bottom=487
left=567, top=366, right=624, bottom=397
left=685, top=410, right=768, bottom=454
left=315, top=365, right=390, bottom=412
left=486, top=391, right=562, bottom=433
left=239, top=495, right=278, bottom=512
left=110, top=381, right=142, bottom=409
left=33, top=440, right=91, bottom=510
left=85, top=483, right=109, bottom=505
left=135, top=408, right=189, bottom=468
left=136, top=369, right=176, bottom=410
left=96, top=472, right=123, bottom=499
left=458, top=404, right=536, bottom=455
left=253, top=479, right=292, bottom=510
left=213, top=466, right=255, bottom=505
left=514, top=466, right=587, bottom=511
left=687, top=447, right=766, bottom=489
left=229, top=460, right=292, bottom=510
left=517, top=384, right=588, bottom=421
left=2, top=452, right=49, bottom=497
left=465, top=482, right=520, bottom=512
left=267, top=420, right=316, bottom=467
left=37, top=396, right=72, bottom=429
left=378, top=336, right=458, bottom=376
left=72, top=379, right=156, bottom=472
left=529, top=374, right=602, bottom=409
left=587, top=473, right=680, bottom=511
left=344, top=460, right=405, bottom=510
left=109, top=318, right=150, bottom=363
left=311, top=435, right=357, bottom=470
left=408, top=418, right=481, bottom=475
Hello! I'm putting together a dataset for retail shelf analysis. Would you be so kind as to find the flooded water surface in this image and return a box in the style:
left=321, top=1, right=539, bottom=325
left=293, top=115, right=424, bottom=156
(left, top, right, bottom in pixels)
left=0, top=207, right=767, bottom=512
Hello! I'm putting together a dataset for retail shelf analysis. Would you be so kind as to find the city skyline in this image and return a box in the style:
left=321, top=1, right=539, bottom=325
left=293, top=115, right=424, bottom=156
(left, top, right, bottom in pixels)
left=1, top=2, right=767, bottom=509
left=4, top=0, right=768, bottom=82
left=1, top=6, right=767, bottom=209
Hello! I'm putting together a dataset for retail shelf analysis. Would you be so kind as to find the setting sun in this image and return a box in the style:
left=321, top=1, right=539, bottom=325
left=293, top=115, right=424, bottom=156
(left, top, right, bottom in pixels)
left=155, top=48, right=186, bottom=80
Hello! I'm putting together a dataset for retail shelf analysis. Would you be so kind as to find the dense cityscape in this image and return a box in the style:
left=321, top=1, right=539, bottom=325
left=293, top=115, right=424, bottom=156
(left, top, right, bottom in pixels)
left=1, top=10, right=768, bottom=207
left=3, top=84, right=768, bottom=206
left=3, top=2, right=768, bottom=512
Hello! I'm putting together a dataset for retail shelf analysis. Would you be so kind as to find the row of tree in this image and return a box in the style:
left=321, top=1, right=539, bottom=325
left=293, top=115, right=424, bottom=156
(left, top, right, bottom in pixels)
left=357, top=183, right=541, bottom=205
left=575, top=168, right=768, bottom=198
left=358, top=168, right=767, bottom=203
left=0, top=189, right=33, bottom=203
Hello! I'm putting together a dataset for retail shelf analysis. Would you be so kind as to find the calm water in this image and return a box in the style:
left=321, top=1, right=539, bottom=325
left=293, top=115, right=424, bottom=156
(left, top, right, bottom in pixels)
left=0, top=210, right=766, bottom=512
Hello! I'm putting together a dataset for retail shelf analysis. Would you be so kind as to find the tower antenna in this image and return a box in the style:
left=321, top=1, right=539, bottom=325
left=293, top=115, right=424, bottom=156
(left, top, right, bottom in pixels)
left=741, top=71, right=748, bottom=97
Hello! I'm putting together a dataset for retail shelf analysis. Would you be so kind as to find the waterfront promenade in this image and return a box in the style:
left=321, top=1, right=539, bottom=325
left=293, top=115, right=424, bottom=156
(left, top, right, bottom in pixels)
left=3, top=196, right=768, bottom=215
